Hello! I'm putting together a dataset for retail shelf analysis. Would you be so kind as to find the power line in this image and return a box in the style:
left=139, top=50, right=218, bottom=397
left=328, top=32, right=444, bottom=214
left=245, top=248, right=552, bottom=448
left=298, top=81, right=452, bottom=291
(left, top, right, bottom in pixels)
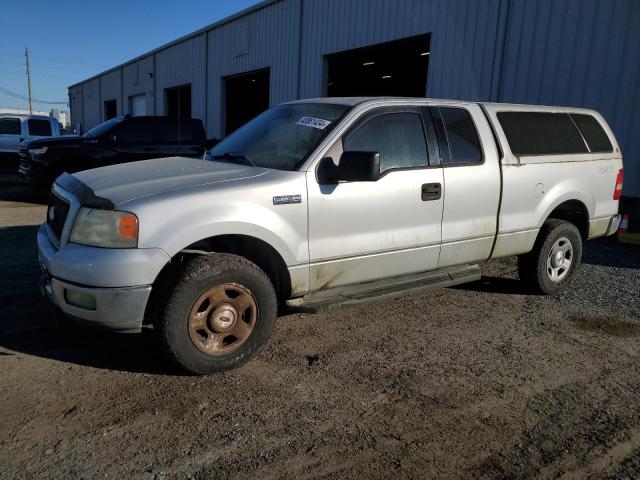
left=0, top=85, right=67, bottom=105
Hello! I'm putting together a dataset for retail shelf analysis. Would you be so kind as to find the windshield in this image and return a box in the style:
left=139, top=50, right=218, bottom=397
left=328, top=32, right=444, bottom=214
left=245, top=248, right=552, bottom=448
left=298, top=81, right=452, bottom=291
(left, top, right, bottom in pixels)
left=208, top=103, right=349, bottom=171
left=82, top=117, right=123, bottom=138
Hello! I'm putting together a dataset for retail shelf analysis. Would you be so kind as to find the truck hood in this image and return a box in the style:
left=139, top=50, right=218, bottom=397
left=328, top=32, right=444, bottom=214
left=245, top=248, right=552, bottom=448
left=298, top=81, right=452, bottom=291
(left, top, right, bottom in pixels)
left=71, top=157, right=268, bottom=206
left=23, top=135, right=82, bottom=147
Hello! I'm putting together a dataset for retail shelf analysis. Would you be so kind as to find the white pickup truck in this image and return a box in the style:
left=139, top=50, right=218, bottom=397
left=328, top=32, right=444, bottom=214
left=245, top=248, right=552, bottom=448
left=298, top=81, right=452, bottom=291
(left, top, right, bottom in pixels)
left=0, top=114, right=61, bottom=170
left=37, top=97, right=623, bottom=374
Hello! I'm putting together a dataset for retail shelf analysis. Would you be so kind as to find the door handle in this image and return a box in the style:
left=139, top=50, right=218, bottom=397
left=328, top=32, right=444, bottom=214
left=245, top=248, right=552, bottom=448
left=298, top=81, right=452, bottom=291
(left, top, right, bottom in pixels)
left=421, top=183, right=442, bottom=201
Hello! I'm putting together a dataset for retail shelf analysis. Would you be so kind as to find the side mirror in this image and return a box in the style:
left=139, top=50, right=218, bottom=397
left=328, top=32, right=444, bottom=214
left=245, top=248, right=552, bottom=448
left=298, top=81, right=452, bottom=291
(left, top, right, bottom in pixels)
left=317, top=151, right=381, bottom=184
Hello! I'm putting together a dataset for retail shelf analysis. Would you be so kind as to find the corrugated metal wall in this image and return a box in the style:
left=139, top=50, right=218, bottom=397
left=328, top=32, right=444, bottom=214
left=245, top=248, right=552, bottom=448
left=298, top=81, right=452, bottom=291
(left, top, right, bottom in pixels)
left=68, top=0, right=640, bottom=196
left=99, top=69, right=122, bottom=117
left=154, top=34, right=208, bottom=122
left=122, top=56, right=155, bottom=115
left=207, top=0, right=300, bottom=138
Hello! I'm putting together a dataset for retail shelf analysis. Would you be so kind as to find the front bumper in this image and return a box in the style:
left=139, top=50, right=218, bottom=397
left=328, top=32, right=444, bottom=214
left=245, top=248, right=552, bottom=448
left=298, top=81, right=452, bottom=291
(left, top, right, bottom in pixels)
left=41, top=274, right=151, bottom=333
left=37, top=223, right=170, bottom=332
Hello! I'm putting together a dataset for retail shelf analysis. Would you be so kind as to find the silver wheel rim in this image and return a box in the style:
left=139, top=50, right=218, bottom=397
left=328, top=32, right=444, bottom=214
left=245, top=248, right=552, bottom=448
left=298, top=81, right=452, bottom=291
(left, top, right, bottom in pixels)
left=546, top=237, right=573, bottom=282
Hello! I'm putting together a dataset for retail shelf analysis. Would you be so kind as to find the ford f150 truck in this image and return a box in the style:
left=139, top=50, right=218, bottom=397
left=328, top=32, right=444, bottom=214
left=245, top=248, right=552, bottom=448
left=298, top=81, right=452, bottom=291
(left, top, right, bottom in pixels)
left=37, top=97, right=623, bottom=374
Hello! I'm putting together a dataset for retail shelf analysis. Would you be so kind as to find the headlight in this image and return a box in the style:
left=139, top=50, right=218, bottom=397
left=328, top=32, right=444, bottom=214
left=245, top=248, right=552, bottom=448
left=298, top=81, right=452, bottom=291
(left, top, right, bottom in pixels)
left=28, top=146, right=48, bottom=155
left=70, top=208, right=138, bottom=248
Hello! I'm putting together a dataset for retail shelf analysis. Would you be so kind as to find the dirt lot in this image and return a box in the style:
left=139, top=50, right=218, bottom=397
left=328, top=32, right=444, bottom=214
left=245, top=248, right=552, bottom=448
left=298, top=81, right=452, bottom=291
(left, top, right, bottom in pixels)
left=1, top=176, right=640, bottom=479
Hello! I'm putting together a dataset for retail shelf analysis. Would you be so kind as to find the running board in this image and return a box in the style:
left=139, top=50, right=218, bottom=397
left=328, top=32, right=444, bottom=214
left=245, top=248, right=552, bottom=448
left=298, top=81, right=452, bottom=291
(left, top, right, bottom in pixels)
left=287, top=264, right=481, bottom=313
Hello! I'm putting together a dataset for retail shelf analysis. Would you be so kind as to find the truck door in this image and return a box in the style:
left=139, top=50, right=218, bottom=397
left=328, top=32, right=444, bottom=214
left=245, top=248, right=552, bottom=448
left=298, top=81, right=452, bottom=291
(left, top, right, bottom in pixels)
left=306, top=107, right=444, bottom=290
left=428, top=104, right=501, bottom=268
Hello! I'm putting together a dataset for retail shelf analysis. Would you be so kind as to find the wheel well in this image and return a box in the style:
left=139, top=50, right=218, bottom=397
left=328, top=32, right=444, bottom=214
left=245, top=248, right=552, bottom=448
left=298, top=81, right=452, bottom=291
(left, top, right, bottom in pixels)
left=144, top=235, right=292, bottom=325
left=183, top=235, right=292, bottom=299
left=546, top=200, right=589, bottom=239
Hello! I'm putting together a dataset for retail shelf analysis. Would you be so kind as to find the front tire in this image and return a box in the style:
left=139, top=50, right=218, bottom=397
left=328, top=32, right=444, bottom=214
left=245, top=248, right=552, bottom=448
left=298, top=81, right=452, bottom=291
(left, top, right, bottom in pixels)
left=518, top=219, right=582, bottom=295
left=156, top=253, right=277, bottom=374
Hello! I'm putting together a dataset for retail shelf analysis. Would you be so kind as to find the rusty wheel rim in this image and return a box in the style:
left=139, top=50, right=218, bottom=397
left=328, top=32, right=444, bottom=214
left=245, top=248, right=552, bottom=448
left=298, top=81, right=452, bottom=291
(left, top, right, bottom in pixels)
left=188, top=283, right=258, bottom=356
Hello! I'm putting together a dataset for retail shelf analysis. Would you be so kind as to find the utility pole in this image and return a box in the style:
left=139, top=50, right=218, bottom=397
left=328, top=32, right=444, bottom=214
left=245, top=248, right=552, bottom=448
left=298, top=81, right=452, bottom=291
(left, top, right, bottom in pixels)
left=24, top=46, right=33, bottom=114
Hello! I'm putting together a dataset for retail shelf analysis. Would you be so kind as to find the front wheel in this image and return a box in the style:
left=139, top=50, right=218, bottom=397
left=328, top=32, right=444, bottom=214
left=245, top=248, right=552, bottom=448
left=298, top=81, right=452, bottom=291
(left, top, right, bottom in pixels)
left=156, top=253, right=277, bottom=374
left=518, top=219, right=583, bottom=295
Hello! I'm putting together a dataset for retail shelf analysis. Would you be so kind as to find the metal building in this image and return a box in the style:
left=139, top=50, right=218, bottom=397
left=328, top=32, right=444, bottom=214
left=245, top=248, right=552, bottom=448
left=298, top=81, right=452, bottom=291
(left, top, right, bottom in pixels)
left=68, top=0, right=640, bottom=216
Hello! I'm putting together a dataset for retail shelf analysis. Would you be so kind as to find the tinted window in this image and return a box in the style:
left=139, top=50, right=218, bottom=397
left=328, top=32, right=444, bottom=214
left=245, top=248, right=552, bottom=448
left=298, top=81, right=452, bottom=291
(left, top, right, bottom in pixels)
left=439, top=107, right=482, bottom=165
left=83, top=117, right=123, bottom=138
left=343, top=112, right=428, bottom=172
left=571, top=114, right=613, bottom=153
left=28, top=119, right=52, bottom=136
left=156, top=118, right=203, bottom=144
left=0, top=117, right=20, bottom=135
left=113, top=118, right=153, bottom=143
left=497, top=112, right=589, bottom=156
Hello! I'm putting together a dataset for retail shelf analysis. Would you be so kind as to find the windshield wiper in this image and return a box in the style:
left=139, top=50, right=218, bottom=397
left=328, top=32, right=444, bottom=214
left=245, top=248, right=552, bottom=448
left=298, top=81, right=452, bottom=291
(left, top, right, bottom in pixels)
left=210, top=152, right=256, bottom=167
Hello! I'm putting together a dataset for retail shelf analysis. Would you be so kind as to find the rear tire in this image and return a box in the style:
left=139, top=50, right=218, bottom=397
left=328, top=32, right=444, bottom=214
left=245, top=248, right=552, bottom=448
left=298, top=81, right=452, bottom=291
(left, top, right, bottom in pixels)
left=518, top=219, right=582, bottom=295
left=155, top=253, right=277, bottom=374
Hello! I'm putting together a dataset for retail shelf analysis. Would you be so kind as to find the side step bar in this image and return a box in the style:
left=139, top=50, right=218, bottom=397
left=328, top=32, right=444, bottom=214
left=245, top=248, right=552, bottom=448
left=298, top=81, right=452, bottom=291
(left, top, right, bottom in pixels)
left=287, top=264, right=481, bottom=313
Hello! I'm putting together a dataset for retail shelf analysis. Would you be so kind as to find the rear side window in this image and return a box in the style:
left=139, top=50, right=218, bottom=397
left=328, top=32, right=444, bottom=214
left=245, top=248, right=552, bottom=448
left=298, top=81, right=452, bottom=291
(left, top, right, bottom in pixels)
left=439, top=107, right=482, bottom=165
left=113, top=118, right=153, bottom=143
left=497, top=112, right=588, bottom=156
left=570, top=114, right=613, bottom=153
left=156, top=118, right=202, bottom=144
left=0, top=117, right=21, bottom=135
left=28, top=119, right=52, bottom=136
left=343, top=112, right=428, bottom=173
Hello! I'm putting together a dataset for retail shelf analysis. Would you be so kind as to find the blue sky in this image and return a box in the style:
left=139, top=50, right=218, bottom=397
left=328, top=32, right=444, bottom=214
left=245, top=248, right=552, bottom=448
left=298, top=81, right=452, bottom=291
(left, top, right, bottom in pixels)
left=0, top=0, right=258, bottom=112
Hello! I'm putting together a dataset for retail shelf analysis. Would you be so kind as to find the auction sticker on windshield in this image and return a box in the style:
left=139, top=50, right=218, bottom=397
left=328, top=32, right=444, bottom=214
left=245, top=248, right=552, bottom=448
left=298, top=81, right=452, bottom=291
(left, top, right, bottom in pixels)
left=296, top=117, right=332, bottom=130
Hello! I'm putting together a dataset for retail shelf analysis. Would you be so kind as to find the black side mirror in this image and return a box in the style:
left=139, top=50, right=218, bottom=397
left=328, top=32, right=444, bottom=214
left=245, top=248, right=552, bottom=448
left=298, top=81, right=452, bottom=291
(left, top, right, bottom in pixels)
left=317, top=151, right=381, bottom=184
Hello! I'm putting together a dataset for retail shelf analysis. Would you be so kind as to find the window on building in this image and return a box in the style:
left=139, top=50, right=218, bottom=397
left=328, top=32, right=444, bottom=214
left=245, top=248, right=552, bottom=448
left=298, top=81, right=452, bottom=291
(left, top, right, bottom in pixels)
left=0, top=117, right=21, bottom=135
left=438, top=107, right=482, bottom=165
left=343, top=112, right=428, bottom=173
left=165, top=84, right=192, bottom=119
left=570, top=114, right=613, bottom=153
left=104, top=99, right=117, bottom=120
left=497, top=112, right=589, bottom=156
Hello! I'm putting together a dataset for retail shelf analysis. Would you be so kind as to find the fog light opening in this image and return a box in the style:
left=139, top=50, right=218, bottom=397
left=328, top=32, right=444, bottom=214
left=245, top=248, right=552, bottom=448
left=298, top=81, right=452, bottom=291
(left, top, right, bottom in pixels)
left=64, top=289, right=97, bottom=311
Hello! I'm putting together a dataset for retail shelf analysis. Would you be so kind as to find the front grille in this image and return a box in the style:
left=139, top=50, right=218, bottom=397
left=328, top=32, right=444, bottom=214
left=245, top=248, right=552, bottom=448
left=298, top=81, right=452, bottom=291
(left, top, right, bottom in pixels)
left=47, top=194, right=70, bottom=240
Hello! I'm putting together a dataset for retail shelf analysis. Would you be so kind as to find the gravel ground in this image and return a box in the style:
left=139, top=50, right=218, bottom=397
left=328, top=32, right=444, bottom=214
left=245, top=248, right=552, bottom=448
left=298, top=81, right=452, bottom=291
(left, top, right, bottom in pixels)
left=1, top=179, right=639, bottom=479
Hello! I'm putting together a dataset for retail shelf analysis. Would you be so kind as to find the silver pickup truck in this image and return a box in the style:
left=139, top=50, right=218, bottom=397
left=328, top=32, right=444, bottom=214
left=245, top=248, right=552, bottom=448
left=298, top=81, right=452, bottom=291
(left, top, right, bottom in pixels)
left=37, top=97, right=623, bottom=373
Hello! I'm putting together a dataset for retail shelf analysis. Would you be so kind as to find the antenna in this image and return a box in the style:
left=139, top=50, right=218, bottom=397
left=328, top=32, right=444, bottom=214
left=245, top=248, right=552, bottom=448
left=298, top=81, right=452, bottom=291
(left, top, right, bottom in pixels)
left=24, top=46, right=33, bottom=114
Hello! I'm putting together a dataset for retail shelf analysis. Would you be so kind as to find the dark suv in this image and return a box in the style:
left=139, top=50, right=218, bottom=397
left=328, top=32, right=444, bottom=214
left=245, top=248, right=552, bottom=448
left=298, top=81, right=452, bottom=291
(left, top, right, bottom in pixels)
left=19, top=115, right=209, bottom=187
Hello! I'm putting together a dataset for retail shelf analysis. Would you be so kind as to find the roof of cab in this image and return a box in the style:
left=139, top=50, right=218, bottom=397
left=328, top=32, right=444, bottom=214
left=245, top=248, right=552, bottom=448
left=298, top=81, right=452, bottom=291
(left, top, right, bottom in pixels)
left=284, top=96, right=475, bottom=107
left=0, top=113, right=53, bottom=120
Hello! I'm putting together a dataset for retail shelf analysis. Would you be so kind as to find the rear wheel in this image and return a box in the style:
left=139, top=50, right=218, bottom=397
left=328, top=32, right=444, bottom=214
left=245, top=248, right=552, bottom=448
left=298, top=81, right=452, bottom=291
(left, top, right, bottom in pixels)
left=518, top=219, right=582, bottom=295
left=156, top=253, right=277, bottom=374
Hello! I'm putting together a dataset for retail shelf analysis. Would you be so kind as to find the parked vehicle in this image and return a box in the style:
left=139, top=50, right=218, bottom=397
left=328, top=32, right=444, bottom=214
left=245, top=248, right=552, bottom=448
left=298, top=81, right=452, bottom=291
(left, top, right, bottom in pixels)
left=0, top=114, right=61, bottom=170
left=37, top=98, right=623, bottom=374
left=19, top=115, right=208, bottom=187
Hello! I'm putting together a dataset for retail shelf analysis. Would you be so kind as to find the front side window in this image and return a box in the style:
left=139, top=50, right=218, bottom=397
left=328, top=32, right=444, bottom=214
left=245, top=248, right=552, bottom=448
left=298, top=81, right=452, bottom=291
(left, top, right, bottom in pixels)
left=343, top=112, right=428, bottom=173
left=209, top=103, right=349, bottom=171
left=0, top=117, right=21, bottom=135
left=439, top=107, right=482, bottom=165
left=83, top=117, right=123, bottom=138
left=112, top=118, right=153, bottom=143
left=28, top=119, right=52, bottom=136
